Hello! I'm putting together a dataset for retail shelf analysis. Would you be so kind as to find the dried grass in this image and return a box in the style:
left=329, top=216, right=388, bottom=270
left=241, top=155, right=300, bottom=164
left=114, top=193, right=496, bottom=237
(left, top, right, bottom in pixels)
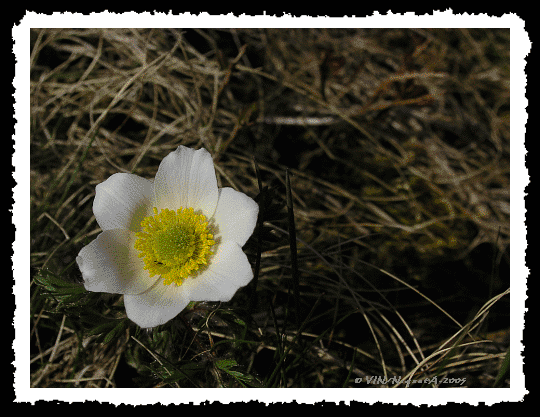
left=31, top=28, right=510, bottom=388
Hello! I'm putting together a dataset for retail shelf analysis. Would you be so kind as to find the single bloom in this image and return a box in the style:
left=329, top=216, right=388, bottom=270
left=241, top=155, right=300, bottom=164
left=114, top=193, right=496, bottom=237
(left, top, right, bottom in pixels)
left=76, top=146, right=259, bottom=328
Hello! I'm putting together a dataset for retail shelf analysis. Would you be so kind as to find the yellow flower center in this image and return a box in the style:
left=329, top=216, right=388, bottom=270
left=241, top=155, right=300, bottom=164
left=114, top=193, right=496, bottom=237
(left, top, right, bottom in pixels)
left=135, top=207, right=215, bottom=286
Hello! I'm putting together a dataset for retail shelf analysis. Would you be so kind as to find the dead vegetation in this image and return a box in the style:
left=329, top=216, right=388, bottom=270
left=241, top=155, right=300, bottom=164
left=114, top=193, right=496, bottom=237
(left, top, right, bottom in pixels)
left=31, top=28, right=510, bottom=388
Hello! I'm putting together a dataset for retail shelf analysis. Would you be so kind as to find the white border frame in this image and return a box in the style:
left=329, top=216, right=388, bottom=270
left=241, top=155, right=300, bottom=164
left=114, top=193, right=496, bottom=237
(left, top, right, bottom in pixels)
left=14, top=12, right=529, bottom=405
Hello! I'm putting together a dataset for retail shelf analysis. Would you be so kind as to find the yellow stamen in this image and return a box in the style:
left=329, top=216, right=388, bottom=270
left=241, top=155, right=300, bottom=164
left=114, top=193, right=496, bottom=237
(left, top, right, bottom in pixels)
left=134, top=207, right=215, bottom=286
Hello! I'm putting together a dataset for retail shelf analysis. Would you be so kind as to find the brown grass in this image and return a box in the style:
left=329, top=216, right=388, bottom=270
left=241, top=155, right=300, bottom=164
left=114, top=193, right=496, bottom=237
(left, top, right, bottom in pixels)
left=30, top=28, right=510, bottom=388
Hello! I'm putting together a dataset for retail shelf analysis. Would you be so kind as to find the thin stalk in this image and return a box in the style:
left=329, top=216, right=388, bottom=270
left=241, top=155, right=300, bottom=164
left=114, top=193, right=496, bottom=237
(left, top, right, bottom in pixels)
left=286, top=169, right=300, bottom=329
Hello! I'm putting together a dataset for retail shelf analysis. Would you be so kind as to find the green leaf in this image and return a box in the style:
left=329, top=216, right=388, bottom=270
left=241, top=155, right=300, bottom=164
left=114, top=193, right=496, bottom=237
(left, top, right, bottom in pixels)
left=103, top=320, right=128, bottom=344
left=34, top=268, right=89, bottom=312
left=215, top=359, right=263, bottom=387
left=216, top=358, right=237, bottom=371
left=493, top=348, right=510, bottom=387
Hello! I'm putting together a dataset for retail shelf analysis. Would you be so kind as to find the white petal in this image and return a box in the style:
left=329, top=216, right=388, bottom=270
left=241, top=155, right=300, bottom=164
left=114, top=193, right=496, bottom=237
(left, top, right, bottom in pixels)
left=123, top=279, right=190, bottom=328
left=76, top=229, right=158, bottom=295
left=182, top=240, right=254, bottom=302
left=153, top=146, right=219, bottom=219
left=93, top=173, right=154, bottom=232
left=213, top=187, right=259, bottom=247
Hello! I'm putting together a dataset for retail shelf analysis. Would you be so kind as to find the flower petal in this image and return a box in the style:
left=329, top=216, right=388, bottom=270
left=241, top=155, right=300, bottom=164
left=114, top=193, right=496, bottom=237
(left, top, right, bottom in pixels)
left=123, top=279, right=190, bottom=328
left=76, top=229, right=158, bottom=295
left=153, top=146, right=219, bottom=219
left=213, top=187, right=259, bottom=247
left=93, top=173, right=154, bottom=232
left=182, top=240, right=253, bottom=302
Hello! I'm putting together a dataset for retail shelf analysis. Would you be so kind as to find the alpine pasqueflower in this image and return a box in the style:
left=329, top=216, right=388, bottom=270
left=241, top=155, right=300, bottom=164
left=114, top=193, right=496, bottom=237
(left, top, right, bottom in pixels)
left=76, top=146, right=259, bottom=328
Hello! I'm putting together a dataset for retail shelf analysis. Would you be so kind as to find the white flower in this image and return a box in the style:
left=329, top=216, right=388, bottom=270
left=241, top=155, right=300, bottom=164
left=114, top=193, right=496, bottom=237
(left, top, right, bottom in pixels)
left=76, top=146, right=259, bottom=328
